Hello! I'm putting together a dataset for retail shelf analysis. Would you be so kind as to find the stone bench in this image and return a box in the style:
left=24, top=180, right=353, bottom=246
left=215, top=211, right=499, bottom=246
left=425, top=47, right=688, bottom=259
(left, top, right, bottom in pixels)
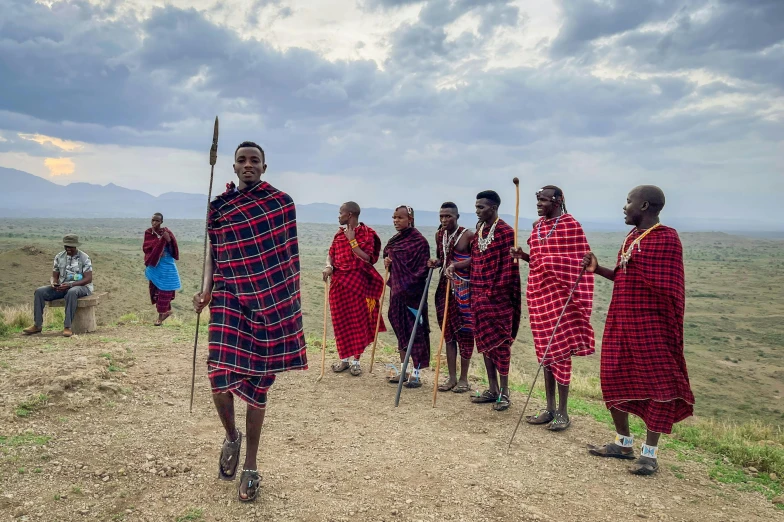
left=46, top=292, right=108, bottom=334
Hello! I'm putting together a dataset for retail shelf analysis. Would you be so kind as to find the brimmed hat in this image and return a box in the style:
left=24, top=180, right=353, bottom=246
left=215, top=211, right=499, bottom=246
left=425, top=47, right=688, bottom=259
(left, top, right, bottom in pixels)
left=63, top=234, right=81, bottom=247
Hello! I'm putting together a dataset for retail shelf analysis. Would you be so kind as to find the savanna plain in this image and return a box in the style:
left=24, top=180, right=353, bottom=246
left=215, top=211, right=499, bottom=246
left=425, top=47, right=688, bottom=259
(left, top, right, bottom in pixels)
left=1, top=218, right=782, bottom=521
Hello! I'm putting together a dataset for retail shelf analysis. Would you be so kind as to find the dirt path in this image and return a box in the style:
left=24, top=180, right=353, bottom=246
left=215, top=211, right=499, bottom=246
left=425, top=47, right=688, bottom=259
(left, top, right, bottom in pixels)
left=1, top=326, right=781, bottom=521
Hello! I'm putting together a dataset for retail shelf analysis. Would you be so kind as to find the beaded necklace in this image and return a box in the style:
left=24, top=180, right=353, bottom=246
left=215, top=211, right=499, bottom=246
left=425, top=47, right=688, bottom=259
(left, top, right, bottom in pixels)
left=536, top=214, right=563, bottom=242
left=619, top=223, right=662, bottom=272
left=477, top=218, right=499, bottom=252
left=441, top=226, right=465, bottom=262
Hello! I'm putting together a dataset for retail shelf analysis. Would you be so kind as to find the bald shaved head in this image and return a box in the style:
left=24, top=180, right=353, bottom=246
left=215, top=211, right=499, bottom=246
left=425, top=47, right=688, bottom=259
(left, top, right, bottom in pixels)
left=342, top=201, right=361, bottom=215
left=338, top=201, right=361, bottom=226
left=631, top=185, right=666, bottom=213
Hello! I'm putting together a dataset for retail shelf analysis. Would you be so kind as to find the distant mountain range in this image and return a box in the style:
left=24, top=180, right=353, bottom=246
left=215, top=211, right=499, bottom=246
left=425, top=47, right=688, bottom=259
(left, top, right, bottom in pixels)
left=1, top=167, right=779, bottom=233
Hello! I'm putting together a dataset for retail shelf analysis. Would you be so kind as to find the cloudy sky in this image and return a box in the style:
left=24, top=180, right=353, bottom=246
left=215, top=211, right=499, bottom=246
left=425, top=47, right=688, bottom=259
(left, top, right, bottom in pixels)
left=0, top=0, right=782, bottom=226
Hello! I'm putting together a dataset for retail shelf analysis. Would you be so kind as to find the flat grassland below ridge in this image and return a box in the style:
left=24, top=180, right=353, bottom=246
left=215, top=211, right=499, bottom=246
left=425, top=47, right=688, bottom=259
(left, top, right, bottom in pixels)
left=1, top=218, right=783, bottom=428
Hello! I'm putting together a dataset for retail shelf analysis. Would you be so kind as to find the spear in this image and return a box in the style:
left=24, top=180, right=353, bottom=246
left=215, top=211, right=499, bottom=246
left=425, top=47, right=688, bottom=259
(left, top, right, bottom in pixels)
left=394, top=267, right=435, bottom=407
left=189, top=116, right=219, bottom=414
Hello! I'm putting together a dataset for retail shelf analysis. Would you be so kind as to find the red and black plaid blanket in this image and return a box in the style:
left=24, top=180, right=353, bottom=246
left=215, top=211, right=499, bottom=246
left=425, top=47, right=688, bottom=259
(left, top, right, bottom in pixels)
left=384, top=227, right=432, bottom=369
left=526, top=214, right=595, bottom=376
left=143, top=228, right=179, bottom=267
left=601, top=225, right=694, bottom=433
left=328, top=224, right=386, bottom=359
left=206, top=181, right=307, bottom=376
left=470, top=219, right=521, bottom=376
left=435, top=226, right=474, bottom=357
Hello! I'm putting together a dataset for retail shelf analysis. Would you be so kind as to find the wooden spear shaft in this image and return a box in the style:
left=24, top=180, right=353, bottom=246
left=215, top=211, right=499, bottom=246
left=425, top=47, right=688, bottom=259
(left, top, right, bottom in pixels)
left=368, top=268, right=390, bottom=373
left=317, top=279, right=329, bottom=382
left=513, top=177, right=520, bottom=264
left=431, top=278, right=451, bottom=407
left=189, top=116, right=219, bottom=414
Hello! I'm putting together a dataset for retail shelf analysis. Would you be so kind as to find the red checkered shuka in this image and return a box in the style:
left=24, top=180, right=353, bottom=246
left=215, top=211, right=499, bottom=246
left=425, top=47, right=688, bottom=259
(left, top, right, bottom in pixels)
left=384, top=227, right=432, bottom=369
left=526, top=214, right=595, bottom=385
left=601, top=225, right=694, bottom=434
left=470, top=219, right=522, bottom=376
left=149, top=281, right=175, bottom=314
left=206, top=181, right=308, bottom=377
left=435, top=226, right=474, bottom=359
left=328, top=224, right=387, bottom=359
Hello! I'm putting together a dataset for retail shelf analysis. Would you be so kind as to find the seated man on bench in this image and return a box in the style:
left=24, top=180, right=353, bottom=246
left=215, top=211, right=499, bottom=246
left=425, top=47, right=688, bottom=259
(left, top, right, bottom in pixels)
left=24, top=234, right=94, bottom=338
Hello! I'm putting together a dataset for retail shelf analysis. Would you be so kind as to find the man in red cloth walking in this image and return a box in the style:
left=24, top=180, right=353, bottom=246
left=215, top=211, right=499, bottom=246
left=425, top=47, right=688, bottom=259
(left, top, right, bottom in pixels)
left=323, top=201, right=386, bottom=376
left=583, top=185, right=694, bottom=476
left=511, top=186, right=595, bottom=431
left=428, top=202, right=475, bottom=394
left=448, top=190, right=521, bottom=411
left=193, top=141, right=307, bottom=501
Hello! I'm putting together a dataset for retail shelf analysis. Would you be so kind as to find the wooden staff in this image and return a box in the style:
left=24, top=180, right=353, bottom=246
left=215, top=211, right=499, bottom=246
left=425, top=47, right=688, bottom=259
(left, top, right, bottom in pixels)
left=189, top=116, right=219, bottom=414
left=431, top=278, right=451, bottom=407
left=368, top=268, right=390, bottom=373
left=513, top=177, right=520, bottom=264
left=317, top=279, right=329, bottom=382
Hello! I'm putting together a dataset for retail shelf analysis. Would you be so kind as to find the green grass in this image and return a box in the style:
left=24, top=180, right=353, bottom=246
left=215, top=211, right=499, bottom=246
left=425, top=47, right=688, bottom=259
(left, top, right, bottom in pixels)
left=15, top=394, right=49, bottom=417
left=0, top=434, right=51, bottom=447
left=175, top=508, right=204, bottom=522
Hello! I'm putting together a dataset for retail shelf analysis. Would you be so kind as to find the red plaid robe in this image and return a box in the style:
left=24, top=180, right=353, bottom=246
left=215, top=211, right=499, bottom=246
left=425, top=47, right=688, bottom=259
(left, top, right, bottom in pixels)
left=328, top=224, right=386, bottom=359
left=601, top=225, right=694, bottom=434
left=470, top=219, right=521, bottom=376
left=384, top=227, right=432, bottom=370
left=435, top=226, right=474, bottom=360
left=206, top=181, right=307, bottom=377
left=527, top=214, right=595, bottom=385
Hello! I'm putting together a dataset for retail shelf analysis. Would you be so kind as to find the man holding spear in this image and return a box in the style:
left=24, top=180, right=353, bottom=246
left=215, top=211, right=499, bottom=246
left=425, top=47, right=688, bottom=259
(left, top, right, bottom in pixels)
left=447, top=190, right=520, bottom=411
left=193, top=141, right=307, bottom=502
left=322, top=202, right=386, bottom=377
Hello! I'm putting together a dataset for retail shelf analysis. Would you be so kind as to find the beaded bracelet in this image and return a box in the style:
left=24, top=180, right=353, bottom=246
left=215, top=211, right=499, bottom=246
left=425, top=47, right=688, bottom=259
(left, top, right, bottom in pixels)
left=349, top=239, right=359, bottom=249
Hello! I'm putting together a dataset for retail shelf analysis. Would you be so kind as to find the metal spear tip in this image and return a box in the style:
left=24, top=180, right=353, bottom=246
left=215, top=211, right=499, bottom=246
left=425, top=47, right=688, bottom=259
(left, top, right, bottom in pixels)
left=513, top=177, right=519, bottom=185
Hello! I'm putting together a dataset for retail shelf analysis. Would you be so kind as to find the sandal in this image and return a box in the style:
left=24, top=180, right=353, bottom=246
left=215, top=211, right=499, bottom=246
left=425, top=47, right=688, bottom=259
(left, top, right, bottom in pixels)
left=438, top=380, right=457, bottom=392
left=470, top=390, right=498, bottom=404
left=218, top=430, right=243, bottom=480
left=349, top=362, right=362, bottom=376
left=587, top=443, right=636, bottom=460
left=388, top=373, right=409, bottom=384
left=452, top=383, right=471, bottom=394
left=493, top=394, right=511, bottom=411
left=154, top=312, right=172, bottom=326
left=238, top=469, right=261, bottom=502
left=331, top=361, right=350, bottom=373
left=629, top=457, right=659, bottom=476
left=525, top=409, right=554, bottom=425
left=547, top=412, right=571, bottom=431
left=404, top=374, right=423, bottom=388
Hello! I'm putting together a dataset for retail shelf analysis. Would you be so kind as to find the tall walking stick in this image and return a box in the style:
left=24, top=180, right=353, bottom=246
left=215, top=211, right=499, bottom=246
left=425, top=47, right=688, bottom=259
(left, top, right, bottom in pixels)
left=507, top=268, right=586, bottom=451
left=189, top=116, right=219, bottom=414
left=317, top=279, right=329, bottom=382
left=513, top=177, right=520, bottom=264
left=368, top=268, right=390, bottom=373
left=395, top=268, right=435, bottom=407
left=431, top=278, right=451, bottom=407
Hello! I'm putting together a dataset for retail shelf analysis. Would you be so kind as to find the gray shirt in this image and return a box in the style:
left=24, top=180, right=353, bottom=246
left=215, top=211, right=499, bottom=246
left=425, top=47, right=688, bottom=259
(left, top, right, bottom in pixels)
left=53, top=250, right=94, bottom=292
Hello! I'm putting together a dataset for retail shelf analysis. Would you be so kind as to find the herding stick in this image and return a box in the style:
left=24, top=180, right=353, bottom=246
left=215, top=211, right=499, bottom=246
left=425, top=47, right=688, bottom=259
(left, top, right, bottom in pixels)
left=368, top=268, right=390, bottom=373
left=431, top=278, right=451, bottom=407
left=507, top=268, right=586, bottom=451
